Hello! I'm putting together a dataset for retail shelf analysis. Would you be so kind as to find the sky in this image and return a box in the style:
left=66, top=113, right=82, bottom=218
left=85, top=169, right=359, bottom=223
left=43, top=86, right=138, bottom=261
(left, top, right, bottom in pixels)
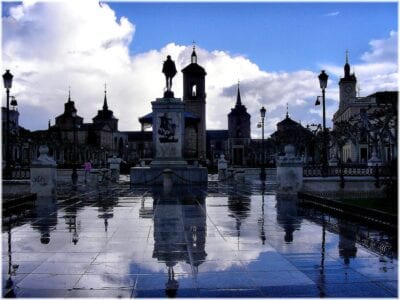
left=2, top=1, right=398, bottom=138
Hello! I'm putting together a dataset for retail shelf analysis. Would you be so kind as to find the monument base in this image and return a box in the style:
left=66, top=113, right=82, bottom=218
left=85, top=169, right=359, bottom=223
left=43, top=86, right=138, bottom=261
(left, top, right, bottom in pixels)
left=130, top=165, right=207, bottom=185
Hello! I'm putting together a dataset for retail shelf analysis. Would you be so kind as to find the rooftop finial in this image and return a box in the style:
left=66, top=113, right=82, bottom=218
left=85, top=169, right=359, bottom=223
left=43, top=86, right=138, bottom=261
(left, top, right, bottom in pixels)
left=346, top=49, right=349, bottom=64
left=286, top=102, right=289, bottom=118
left=191, top=41, right=197, bottom=64
left=236, top=80, right=242, bottom=106
left=68, top=86, right=71, bottom=102
left=103, top=82, right=108, bottom=110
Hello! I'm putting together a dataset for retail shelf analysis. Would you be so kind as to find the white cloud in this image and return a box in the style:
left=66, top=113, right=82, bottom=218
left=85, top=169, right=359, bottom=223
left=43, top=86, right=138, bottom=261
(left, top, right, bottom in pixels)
left=324, top=11, right=340, bottom=17
left=2, top=1, right=398, bottom=140
left=361, top=30, right=397, bottom=63
left=322, top=31, right=398, bottom=98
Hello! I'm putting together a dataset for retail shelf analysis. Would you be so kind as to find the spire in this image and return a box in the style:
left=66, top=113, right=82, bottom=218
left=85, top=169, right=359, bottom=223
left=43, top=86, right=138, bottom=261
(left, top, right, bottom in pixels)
left=236, top=80, right=242, bottom=106
left=344, top=49, right=350, bottom=77
left=191, top=41, right=197, bottom=64
left=286, top=102, right=289, bottom=118
left=68, top=86, right=71, bottom=102
left=103, top=83, right=108, bottom=110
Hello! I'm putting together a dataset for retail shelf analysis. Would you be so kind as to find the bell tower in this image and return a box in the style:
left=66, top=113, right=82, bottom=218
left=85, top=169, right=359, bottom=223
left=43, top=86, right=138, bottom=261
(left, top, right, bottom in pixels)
left=339, top=51, right=357, bottom=109
left=182, top=45, right=207, bottom=161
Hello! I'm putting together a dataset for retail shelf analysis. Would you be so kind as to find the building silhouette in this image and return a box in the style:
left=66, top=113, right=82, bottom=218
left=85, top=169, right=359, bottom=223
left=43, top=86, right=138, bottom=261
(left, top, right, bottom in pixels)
left=228, top=83, right=251, bottom=166
left=2, top=50, right=397, bottom=169
left=182, top=46, right=207, bottom=161
left=332, top=53, right=397, bottom=163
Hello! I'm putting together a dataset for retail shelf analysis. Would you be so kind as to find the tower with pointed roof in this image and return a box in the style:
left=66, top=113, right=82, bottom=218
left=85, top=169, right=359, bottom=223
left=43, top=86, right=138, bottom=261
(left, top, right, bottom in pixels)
left=55, top=89, right=83, bottom=130
left=228, top=83, right=251, bottom=165
left=338, top=51, right=357, bottom=109
left=182, top=45, right=207, bottom=161
left=92, top=85, right=118, bottom=131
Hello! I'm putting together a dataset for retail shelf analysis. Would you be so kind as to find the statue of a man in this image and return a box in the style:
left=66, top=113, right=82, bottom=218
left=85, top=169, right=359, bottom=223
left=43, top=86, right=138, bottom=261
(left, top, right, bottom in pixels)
left=162, top=55, right=177, bottom=91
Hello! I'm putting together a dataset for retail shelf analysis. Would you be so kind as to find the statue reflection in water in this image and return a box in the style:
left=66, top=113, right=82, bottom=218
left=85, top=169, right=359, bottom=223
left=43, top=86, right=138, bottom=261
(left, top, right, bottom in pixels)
left=276, top=193, right=301, bottom=243
left=227, top=186, right=251, bottom=249
left=95, top=189, right=117, bottom=233
left=31, top=196, right=58, bottom=245
left=149, top=186, right=207, bottom=297
left=338, top=218, right=357, bottom=265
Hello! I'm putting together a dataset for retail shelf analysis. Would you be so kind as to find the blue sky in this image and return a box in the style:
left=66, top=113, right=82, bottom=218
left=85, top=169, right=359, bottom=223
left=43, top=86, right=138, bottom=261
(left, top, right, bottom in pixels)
left=2, top=1, right=398, bottom=136
left=108, top=2, right=397, bottom=72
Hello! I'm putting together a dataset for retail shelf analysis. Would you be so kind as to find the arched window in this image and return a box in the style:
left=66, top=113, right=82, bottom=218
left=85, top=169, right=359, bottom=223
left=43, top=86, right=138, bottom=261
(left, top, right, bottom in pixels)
left=192, top=85, right=197, bottom=97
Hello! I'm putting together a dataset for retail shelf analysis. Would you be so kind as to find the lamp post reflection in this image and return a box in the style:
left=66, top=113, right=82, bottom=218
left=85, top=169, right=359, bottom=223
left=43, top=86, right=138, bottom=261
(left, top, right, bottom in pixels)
left=258, top=184, right=266, bottom=245
left=5, top=217, right=16, bottom=297
left=318, top=215, right=326, bottom=297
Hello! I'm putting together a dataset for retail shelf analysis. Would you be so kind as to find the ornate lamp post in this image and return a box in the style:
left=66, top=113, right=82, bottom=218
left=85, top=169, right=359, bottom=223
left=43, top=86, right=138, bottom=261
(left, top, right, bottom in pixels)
left=71, top=111, right=78, bottom=185
left=3, top=70, right=13, bottom=179
left=260, top=106, right=266, bottom=181
left=317, top=70, right=329, bottom=175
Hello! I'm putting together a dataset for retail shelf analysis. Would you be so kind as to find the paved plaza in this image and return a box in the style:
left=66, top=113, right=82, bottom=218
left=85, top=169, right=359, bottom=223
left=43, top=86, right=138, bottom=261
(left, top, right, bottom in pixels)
left=2, top=180, right=397, bottom=297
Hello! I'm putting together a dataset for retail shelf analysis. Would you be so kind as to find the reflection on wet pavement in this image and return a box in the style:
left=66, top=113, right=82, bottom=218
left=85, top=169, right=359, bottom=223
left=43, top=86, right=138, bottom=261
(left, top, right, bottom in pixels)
left=2, top=181, right=397, bottom=297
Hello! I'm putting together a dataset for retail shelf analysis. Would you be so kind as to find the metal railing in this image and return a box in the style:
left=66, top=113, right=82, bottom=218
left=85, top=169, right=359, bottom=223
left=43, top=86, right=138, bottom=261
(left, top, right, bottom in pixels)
left=303, top=164, right=390, bottom=177
left=3, top=167, right=30, bottom=180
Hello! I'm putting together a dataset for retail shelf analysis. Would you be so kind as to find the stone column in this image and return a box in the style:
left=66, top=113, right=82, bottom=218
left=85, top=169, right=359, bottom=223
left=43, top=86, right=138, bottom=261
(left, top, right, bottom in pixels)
left=217, top=154, right=228, bottom=181
left=108, top=156, right=122, bottom=182
left=276, top=144, right=303, bottom=193
left=31, top=145, right=57, bottom=197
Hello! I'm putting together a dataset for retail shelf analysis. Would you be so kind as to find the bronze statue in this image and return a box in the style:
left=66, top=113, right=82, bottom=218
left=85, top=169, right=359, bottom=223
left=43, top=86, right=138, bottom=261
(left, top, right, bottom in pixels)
left=162, top=55, right=177, bottom=91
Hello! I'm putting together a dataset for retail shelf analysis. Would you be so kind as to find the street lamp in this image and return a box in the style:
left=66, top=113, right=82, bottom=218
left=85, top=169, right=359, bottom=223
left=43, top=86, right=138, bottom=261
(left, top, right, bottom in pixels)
left=71, top=111, right=78, bottom=185
left=260, top=106, right=266, bottom=181
left=3, top=70, right=13, bottom=179
left=317, top=70, right=329, bottom=175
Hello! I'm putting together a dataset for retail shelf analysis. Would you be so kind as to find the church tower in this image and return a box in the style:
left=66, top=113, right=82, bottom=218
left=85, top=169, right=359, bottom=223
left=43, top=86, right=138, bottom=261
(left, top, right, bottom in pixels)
left=92, top=85, right=118, bottom=131
left=228, top=83, right=251, bottom=166
left=182, top=46, right=207, bottom=161
left=338, top=51, right=357, bottom=109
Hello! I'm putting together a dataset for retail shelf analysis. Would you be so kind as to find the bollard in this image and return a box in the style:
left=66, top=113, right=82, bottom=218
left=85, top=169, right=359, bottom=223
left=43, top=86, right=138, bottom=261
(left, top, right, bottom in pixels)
left=108, top=156, right=122, bottom=183
left=217, top=154, right=228, bottom=181
left=30, top=145, right=57, bottom=197
left=163, top=169, right=173, bottom=193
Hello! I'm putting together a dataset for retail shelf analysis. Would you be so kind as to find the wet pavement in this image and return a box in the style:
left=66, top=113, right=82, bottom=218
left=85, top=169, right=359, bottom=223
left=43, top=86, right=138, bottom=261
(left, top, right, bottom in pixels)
left=2, top=180, right=397, bottom=297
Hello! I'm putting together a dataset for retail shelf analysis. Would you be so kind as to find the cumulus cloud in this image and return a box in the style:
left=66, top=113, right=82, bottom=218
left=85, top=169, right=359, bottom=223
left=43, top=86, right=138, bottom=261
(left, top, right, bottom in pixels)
left=361, top=30, right=397, bottom=63
left=2, top=1, right=398, bottom=139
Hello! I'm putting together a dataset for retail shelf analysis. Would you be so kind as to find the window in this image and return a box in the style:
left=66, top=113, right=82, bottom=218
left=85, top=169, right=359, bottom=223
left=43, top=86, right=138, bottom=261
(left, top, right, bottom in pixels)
left=192, top=85, right=197, bottom=97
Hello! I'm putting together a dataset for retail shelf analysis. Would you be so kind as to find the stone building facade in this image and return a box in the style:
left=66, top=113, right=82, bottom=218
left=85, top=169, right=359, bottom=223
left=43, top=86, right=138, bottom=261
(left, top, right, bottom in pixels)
left=5, top=89, right=128, bottom=168
left=332, top=55, right=397, bottom=164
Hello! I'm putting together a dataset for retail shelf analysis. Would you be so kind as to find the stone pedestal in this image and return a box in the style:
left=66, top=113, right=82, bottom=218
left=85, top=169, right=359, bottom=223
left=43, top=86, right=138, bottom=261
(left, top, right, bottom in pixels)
left=108, top=156, right=122, bottom=182
left=131, top=96, right=207, bottom=185
left=163, top=169, right=173, bottom=193
left=276, top=144, right=303, bottom=193
left=31, top=145, right=57, bottom=197
left=217, top=154, right=228, bottom=181
left=150, top=97, right=186, bottom=167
